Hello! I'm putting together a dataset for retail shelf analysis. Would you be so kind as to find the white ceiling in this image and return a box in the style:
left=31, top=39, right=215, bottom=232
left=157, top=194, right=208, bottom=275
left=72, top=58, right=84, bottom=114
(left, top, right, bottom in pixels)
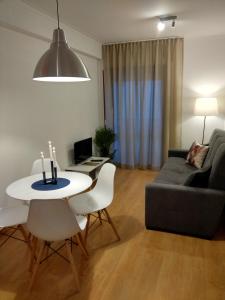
left=22, top=0, right=225, bottom=43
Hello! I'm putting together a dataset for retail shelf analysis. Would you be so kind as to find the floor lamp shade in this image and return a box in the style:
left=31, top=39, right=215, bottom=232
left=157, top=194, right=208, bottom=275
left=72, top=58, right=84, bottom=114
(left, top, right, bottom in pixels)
left=33, top=29, right=91, bottom=82
left=194, top=98, right=218, bottom=116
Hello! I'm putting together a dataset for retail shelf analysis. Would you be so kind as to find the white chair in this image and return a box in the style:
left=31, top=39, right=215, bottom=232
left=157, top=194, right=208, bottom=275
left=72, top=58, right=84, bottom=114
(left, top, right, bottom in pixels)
left=31, top=158, right=61, bottom=175
left=0, top=205, right=29, bottom=248
left=68, top=163, right=120, bottom=242
left=27, top=198, right=88, bottom=290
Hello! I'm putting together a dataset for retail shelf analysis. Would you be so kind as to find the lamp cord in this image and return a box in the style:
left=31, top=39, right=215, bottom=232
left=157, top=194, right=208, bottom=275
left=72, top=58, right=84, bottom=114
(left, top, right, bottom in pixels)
left=56, top=0, right=60, bottom=29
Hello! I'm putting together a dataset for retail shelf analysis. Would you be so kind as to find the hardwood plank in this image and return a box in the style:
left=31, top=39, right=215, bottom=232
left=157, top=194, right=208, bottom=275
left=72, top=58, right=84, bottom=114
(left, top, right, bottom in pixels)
left=0, top=168, right=225, bottom=299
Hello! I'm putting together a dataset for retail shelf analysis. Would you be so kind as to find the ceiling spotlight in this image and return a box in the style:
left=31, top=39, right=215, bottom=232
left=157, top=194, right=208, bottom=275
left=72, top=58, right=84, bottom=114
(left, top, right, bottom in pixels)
left=157, top=15, right=177, bottom=31
left=157, top=21, right=166, bottom=31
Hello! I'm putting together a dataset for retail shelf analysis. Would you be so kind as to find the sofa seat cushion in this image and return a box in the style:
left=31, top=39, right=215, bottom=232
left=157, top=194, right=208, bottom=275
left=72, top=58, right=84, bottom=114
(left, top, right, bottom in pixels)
left=155, top=157, right=196, bottom=185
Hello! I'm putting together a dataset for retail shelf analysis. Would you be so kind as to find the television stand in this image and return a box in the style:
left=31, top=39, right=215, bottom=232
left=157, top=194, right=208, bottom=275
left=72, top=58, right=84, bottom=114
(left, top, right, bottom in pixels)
left=65, top=156, right=110, bottom=180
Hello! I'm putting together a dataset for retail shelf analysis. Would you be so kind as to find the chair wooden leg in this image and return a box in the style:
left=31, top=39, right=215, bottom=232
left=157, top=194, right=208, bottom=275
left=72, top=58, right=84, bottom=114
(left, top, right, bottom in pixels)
left=18, top=225, right=27, bottom=240
left=103, top=208, right=120, bottom=241
left=98, top=211, right=102, bottom=224
left=84, top=214, right=91, bottom=244
left=76, top=233, right=89, bottom=258
left=29, top=236, right=38, bottom=272
left=27, top=232, right=31, bottom=242
left=18, top=225, right=32, bottom=251
left=45, top=242, right=50, bottom=258
left=65, top=240, right=80, bottom=291
left=0, top=227, right=16, bottom=248
left=29, top=241, right=45, bottom=290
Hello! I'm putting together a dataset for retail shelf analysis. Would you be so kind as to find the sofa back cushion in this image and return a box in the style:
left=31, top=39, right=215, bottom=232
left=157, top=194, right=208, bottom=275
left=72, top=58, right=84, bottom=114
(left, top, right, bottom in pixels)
left=203, top=129, right=225, bottom=168
left=209, top=143, right=225, bottom=190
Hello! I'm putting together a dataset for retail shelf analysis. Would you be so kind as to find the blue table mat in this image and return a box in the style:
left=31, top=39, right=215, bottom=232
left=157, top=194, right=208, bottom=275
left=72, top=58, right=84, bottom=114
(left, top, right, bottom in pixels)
left=31, top=178, right=70, bottom=191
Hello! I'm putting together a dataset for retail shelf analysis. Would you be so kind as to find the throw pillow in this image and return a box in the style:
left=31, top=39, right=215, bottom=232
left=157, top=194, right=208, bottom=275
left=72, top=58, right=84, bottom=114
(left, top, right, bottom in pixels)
left=186, top=141, right=209, bottom=169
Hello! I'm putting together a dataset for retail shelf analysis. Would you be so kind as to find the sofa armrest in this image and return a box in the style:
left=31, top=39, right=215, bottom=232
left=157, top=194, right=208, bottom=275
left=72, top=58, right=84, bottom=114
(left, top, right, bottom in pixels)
left=145, top=183, right=225, bottom=238
left=168, top=149, right=189, bottom=158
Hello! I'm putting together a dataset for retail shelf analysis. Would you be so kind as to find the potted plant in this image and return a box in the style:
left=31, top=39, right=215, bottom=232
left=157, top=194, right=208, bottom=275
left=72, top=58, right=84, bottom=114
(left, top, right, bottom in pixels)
left=94, top=127, right=116, bottom=158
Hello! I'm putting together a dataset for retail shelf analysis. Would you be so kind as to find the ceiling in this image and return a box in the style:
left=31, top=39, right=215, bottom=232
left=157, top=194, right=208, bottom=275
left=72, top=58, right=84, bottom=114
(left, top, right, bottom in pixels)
left=22, top=0, right=225, bottom=43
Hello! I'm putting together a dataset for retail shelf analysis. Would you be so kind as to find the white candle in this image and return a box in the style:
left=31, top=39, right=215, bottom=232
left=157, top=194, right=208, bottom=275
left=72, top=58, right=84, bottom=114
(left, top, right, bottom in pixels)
left=48, top=141, right=53, bottom=161
left=52, top=147, right=57, bottom=167
left=40, top=151, right=45, bottom=172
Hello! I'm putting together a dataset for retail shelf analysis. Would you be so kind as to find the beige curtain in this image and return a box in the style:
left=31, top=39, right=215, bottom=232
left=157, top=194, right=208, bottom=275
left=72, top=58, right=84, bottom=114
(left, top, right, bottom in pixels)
left=103, top=38, right=183, bottom=168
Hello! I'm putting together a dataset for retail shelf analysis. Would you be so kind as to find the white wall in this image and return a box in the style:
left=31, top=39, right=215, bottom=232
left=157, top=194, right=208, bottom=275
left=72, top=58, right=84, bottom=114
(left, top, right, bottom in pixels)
left=0, top=0, right=101, bottom=59
left=0, top=1, right=103, bottom=206
left=182, top=35, right=225, bottom=148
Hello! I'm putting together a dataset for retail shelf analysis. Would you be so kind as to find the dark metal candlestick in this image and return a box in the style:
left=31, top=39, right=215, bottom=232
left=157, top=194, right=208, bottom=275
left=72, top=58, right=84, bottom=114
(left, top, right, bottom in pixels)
left=54, top=166, right=58, bottom=184
left=42, top=171, right=46, bottom=184
left=42, top=160, right=58, bottom=185
left=50, top=160, right=54, bottom=181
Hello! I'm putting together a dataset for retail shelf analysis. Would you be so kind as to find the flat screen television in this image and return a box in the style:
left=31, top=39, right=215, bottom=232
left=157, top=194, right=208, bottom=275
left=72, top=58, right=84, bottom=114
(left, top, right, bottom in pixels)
left=74, top=137, right=92, bottom=164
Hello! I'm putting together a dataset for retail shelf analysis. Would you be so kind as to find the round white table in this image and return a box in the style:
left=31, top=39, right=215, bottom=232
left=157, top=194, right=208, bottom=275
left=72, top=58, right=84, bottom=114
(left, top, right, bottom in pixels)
left=6, top=171, right=92, bottom=201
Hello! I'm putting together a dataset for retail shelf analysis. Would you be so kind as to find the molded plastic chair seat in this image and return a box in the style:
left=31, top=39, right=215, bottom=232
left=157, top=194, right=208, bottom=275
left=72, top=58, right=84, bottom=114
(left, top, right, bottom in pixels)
left=0, top=205, right=29, bottom=249
left=69, top=163, right=116, bottom=215
left=69, top=190, right=109, bottom=215
left=0, top=205, right=29, bottom=228
left=27, top=198, right=88, bottom=290
left=27, top=199, right=87, bottom=242
left=69, top=163, right=120, bottom=242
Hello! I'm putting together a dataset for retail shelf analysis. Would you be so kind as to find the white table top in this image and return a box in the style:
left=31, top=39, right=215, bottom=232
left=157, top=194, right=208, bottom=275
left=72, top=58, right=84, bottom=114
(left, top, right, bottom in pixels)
left=6, top=171, right=92, bottom=201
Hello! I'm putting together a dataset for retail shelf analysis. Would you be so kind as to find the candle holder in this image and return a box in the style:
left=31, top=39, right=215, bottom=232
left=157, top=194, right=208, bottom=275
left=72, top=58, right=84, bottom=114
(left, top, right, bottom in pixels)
left=54, top=166, right=58, bottom=184
left=42, top=161, right=58, bottom=185
left=42, top=171, right=47, bottom=184
left=50, top=160, right=54, bottom=181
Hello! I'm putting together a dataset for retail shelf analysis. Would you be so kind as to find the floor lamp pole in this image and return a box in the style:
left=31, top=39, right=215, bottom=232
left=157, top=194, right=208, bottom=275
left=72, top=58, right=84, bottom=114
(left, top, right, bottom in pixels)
left=202, top=115, right=206, bottom=144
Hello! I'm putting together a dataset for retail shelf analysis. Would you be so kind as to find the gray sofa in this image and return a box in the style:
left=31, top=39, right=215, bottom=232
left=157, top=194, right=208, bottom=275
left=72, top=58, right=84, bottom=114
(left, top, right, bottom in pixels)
left=145, top=129, right=225, bottom=239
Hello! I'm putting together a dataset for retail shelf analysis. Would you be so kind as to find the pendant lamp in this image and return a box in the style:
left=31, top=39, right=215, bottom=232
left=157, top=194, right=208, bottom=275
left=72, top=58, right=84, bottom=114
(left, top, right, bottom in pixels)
left=33, top=0, right=91, bottom=82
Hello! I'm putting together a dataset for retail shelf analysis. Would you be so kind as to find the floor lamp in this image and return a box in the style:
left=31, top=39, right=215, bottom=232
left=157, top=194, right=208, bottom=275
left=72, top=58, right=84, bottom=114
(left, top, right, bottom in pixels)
left=194, top=97, right=218, bottom=144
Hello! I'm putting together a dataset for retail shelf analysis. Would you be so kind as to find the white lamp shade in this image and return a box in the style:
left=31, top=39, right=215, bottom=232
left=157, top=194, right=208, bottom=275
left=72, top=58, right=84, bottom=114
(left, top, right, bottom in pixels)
left=33, top=29, right=91, bottom=82
left=194, top=98, right=218, bottom=116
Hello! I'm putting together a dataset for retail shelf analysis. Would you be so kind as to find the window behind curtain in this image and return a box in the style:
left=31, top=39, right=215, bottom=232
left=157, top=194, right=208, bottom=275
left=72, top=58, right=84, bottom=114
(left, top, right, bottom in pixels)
left=103, top=39, right=183, bottom=169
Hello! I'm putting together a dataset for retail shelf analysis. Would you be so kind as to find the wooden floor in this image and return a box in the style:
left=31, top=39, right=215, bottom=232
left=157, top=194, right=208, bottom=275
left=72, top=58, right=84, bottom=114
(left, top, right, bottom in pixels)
left=1, top=168, right=225, bottom=300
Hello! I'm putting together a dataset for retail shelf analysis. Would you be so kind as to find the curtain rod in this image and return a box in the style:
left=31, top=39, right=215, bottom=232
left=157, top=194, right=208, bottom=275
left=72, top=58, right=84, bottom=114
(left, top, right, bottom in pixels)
left=103, top=36, right=183, bottom=46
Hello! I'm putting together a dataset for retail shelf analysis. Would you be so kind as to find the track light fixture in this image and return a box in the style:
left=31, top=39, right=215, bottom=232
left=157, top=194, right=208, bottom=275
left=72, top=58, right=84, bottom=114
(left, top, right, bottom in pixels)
left=157, top=15, right=177, bottom=31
